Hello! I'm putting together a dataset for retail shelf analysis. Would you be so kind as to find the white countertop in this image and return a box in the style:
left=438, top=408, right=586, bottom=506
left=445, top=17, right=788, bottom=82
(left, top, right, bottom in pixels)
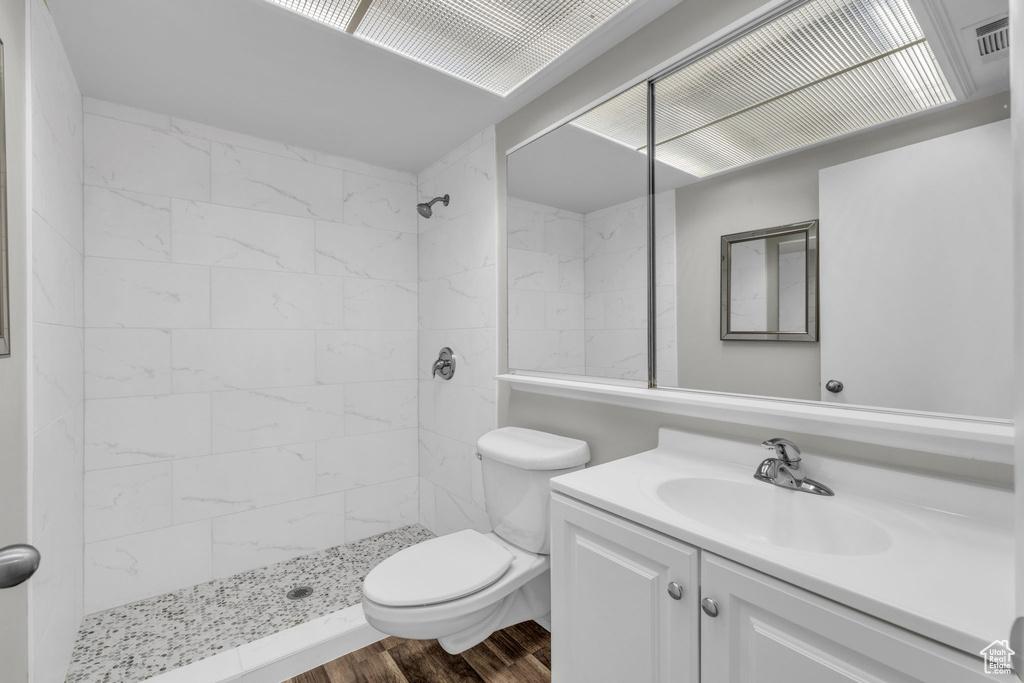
left=549, top=429, right=1015, bottom=658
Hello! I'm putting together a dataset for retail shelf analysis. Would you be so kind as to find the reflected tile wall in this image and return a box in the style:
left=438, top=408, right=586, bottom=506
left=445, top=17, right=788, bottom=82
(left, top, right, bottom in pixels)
left=728, top=240, right=770, bottom=332
left=778, top=250, right=807, bottom=332
left=582, top=191, right=677, bottom=384
left=507, top=197, right=586, bottom=375
left=506, top=191, right=675, bottom=384
left=417, top=127, right=497, bottom=536
left=30, top=1, right=85, bottom=681
left=82, top=100, right=419, bottom=612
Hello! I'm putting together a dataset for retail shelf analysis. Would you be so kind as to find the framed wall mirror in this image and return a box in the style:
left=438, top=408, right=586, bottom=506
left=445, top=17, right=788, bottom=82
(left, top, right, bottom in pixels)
left=721, top=221, right=818, bottom=342
left=0, top=39, right=10, bottom=358
left=506, top=0, right=1013, bottom=423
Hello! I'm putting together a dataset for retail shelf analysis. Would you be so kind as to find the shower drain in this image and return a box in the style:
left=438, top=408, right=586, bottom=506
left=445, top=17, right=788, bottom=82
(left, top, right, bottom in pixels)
left=286, top=586, right=314, bottom=601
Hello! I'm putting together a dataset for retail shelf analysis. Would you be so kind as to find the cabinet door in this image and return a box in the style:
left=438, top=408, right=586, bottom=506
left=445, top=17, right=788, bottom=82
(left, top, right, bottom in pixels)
left=701, top=553, right=1008, bottom=683
left=551, top=494, right=699, bottom=683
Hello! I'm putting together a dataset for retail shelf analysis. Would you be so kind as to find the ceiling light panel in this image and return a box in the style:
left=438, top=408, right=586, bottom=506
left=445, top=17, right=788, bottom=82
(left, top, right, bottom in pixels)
left=654, top=0, right=931, bottom=140
left=571, top=0, right=955, bottom=178
left=354, top=0, right=634, bottom=95
left=656, top=41, right=953, bottom=176
left=572, top=82, right=647, bottom=150
left=653, top=0, right=955, bottom=176
left=264, top=0, right=362, bottom=32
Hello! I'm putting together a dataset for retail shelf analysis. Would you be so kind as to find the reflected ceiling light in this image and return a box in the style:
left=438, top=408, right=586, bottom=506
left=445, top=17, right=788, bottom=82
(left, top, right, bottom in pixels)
left=264, top=0, right=635, bottom=96
left=573, top=82, right=648, bottom=151
left=573, top=0, right=955, bottom=177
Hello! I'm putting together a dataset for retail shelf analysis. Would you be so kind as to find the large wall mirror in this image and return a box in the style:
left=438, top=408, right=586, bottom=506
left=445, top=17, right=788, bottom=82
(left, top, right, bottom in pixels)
left=506, top=0, right=1013, bottom=421
left=507, top=83, right=682, bottom=384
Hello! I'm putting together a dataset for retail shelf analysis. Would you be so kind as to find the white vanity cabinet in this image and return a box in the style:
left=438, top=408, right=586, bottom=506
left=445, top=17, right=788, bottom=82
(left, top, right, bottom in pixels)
left=700, top=553, right=1001, bottom=683
left=550, top=494, right=700, bottom=683
left=552, top=493, right=1005, bottom=683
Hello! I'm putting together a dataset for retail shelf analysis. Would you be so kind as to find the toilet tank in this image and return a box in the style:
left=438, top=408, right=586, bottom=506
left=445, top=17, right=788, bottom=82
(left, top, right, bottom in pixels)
left=477, top=427, right=590, bottom=554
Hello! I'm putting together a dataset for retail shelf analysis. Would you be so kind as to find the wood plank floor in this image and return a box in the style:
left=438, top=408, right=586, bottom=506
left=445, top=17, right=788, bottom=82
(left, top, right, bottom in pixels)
left=284, top=620, right=551, bottom=683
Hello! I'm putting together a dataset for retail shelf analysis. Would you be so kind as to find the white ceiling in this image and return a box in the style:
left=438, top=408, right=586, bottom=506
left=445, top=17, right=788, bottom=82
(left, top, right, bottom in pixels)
left=47, top=0, right=681, bottom=174
left=508, top=123, right=694, bottom=215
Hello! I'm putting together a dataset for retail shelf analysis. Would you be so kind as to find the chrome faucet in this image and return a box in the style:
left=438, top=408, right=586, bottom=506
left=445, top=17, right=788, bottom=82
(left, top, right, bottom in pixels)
left=754, top=438, right=834, bottom=496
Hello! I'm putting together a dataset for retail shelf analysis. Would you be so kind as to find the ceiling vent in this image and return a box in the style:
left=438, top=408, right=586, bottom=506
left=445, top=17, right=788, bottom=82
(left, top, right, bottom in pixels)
left=974, top=15, right=1009, bottom=62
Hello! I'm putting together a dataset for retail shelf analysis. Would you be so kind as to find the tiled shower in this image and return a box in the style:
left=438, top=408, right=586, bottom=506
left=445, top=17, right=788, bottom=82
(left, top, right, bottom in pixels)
left=27, top=0, right=499, bottom=677
left=81, top=99, right=422, bottom=612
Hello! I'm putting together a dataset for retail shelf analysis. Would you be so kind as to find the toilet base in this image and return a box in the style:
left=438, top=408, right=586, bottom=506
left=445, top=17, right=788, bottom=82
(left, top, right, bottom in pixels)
left=437, top=571, right=551, bottom=654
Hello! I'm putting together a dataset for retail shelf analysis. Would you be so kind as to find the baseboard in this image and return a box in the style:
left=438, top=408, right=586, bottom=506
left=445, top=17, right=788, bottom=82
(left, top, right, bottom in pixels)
left=534, top=614, right=552, bottom=632
left=147, top=603, right=385, bottom=683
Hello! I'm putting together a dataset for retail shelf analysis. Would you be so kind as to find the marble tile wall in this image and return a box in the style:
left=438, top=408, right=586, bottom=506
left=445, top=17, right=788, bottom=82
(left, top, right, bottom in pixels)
left=582, top=191, right=676, bottom=385
left=728, top=240, right=770, bottom=332
left=417, top=128, right=498, bottom=537
left=778, top=249, right=807, bottom=332
left=82, top=100, right=420, bottom=614
left=29, top=1, right=85, bottom=681
left=506, top=197, right=585, bottom=374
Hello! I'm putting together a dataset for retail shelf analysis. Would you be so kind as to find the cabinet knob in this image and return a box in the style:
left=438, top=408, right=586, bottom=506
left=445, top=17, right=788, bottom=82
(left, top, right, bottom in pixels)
left=825, top=379, right=844, bottom=393
left=667, top=582, right=684, bottom=600
left=700, top=597, right=719, bottom=617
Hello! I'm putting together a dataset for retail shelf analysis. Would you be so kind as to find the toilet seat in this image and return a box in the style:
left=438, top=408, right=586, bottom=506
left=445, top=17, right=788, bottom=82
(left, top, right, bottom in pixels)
left=363, top=530, right=513, bottom=607
left=361, top=532, right=551, bottom=650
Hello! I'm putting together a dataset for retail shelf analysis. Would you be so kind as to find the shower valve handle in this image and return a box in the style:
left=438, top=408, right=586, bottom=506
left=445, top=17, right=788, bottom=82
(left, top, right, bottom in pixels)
left=432, top=347, right=456, bottom=380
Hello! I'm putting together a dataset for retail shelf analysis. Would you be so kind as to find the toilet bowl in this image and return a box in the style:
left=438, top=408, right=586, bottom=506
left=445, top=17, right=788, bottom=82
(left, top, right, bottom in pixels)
left=362, top=530, right=550, bottom=653
left=361, top=427, right=590, bottom=654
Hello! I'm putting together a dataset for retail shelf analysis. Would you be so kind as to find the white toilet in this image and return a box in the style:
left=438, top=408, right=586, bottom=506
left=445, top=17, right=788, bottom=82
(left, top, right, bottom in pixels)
left=361, top=427, right=590, bottom=654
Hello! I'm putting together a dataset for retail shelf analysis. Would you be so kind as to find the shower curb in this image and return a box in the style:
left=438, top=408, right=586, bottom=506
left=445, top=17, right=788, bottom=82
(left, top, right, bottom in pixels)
left=146, top=603, right=384, bottom=683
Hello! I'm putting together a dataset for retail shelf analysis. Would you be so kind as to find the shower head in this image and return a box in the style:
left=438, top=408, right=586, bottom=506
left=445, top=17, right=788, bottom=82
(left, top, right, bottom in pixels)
left=417, top=194, right=449, bottom=219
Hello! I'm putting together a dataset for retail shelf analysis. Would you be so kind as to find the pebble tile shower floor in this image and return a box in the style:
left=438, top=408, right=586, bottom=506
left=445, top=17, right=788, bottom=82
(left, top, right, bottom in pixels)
left=65, top=525, right=435, bottom=683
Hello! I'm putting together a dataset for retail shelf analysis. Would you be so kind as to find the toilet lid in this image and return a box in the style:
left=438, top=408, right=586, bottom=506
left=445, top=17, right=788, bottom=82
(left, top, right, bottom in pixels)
left=363, top=530, right=514, bottom=607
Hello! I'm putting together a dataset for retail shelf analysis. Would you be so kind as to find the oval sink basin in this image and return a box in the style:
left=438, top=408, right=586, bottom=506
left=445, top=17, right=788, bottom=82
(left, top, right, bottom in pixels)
left=654, top=478, right=892, bottom=556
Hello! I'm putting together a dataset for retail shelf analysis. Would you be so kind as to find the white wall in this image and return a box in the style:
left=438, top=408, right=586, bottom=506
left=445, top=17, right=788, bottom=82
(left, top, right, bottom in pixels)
left=1012, top=0, right=1024, bottom=622
left=28, top=0, right=84, bottom=680
left=417, top=128, right=498, bottom=536
left=0, top=0, right=33, bottom=679
left=81, top=100, right=420, bottom=613
left=507, top=197, right=585, bottom=374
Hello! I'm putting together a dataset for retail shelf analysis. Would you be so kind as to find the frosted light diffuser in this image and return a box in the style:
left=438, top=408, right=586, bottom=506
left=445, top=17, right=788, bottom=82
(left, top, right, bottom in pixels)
left=355, top=0, right=634, bottom=95
left=573, top=0, right=955, bottom=177
left=264, top=0, right=635, bottom=96
left=264, top=0, right=362, bottom=32
left=573, top=82, right=647, bottom=150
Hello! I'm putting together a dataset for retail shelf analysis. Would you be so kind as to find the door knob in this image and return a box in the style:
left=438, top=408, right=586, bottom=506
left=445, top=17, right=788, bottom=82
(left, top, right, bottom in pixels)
left=0, top=544, right=41, bottom=588
left=700, top=597, right=719, bottom=617
left=825, top=379, right=844, bottom=393
left=667, top=582, right=684, bottom=600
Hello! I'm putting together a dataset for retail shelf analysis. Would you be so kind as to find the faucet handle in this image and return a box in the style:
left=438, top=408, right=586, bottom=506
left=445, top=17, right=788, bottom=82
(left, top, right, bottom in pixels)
left=431, top=347, right=456, bottom=380
left=761, top=438, right=801, bottom=462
